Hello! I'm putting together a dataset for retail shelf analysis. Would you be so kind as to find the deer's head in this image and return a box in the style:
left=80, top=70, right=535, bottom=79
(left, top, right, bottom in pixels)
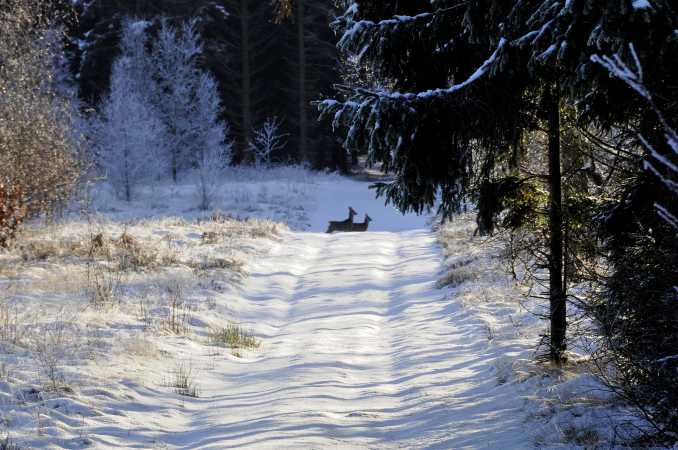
left=349, top=206, right=358, bottom=217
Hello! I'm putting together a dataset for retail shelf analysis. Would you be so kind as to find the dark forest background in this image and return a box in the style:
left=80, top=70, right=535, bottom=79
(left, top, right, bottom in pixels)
left=64, top=0, right=347, bottom=170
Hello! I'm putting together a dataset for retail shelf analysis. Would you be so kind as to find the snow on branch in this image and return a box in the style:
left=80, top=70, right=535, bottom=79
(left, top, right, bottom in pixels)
left=593, top=43, right=678, bottom=230
left=366, top=38, right=507, bottom=101
left=591, top=43, right=650, bottom=101
left=334, top=3, right=462, bottom=63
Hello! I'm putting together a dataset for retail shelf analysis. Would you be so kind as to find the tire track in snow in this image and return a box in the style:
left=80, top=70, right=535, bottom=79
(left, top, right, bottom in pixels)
left=83, top=228, right=533, bottom=449
left=164, top=230, right=416, bottom=449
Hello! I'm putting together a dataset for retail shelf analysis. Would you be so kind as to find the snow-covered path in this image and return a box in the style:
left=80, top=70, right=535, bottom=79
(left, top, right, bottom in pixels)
left=91, top=227, right=529, bottom=449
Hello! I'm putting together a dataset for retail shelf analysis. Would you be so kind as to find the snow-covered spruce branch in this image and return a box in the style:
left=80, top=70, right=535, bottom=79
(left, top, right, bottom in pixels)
left=591, top=44, right=650, bottom=102
left=592, top=43, right=678, bottom=230
left=319, top=35, right=507, bottom=175
left=326, top=38, right=506, bottom=105
left=333, top=2, right=466, bottom=63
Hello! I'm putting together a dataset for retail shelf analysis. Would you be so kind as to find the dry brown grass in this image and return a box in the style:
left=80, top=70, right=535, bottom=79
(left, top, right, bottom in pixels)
left=188, top=256, right=245, bottom=276
left=0, top=300, right=26, bottom=348
left=198, top=213, right=284, bottom=242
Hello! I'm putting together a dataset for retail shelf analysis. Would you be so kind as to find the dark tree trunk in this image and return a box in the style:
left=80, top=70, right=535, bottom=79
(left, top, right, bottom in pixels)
left=547, top=82, right=566, bottom=365
left=240, top=0, right=252, bottom=163
left=171, top=149, right=177, bottom=182
left=296, top=0, right=308, bottom=163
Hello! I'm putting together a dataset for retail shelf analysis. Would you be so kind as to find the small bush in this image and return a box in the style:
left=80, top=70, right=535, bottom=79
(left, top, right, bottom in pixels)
left=88, top=233, right=113, bottom=260
left=86, top=263, right=122, bottom=308
left=18, top=240, right=63, bottom=261
left=160, top=284, right=192, bottom=335
left=190, top=256, right=244, bottom=275
left=18, top=238, right=92, bottom=262
left=197, top=213, right=283, bottom=241
left=165, top=362, right=199, bottom=398
left=31, top=316, right=76, bottom=391
left=208, top=323, right=260, bottom=356
left=114, top=232, right=159, bottom=271
left=436, top=267, right=478, bottom=289
left=0, top=1, right=83, bottom=222
left=0, top=301, right=25, bottom=347
left=200, top=231, right=220, bottom=244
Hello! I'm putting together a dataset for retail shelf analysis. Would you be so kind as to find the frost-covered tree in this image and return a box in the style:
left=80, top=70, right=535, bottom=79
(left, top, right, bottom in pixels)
left=151, top=18, right=207, bottom=181
left=249, top=117, right=288, bottom=167
left=194, top=132, right=231, bottom=211
left=92, top=16, right=231, bottom=196
left=192, top=73, right=233, bottom=210
left=91, top=26, right=168, bottom=202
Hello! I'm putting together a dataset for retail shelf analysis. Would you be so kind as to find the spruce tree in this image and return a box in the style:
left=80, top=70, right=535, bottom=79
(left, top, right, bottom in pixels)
left=320, top=0, right=677, bottom=365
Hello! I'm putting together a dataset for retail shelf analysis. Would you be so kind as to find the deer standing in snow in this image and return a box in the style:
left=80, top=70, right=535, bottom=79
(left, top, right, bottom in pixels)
left=326, top=207, right=358, bottom=233
left=351, top=214, right=372, bottom=232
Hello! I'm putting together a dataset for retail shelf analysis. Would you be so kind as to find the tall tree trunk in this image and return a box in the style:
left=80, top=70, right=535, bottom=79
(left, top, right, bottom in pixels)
left=547, top=82, right=566, bottom=365
left=296, top=0, right=308, bottom=163
left=240, top=0, right=252, bottom=163
left=124, top=146, right=131, bottom=202
left=171, top=146, right=177, bottom=182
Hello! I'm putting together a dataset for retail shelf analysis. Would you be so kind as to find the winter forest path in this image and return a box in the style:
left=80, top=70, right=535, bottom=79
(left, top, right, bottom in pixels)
left=97, top=228, right=529, bottom=449
left=81, top=178, right=532, bottom=449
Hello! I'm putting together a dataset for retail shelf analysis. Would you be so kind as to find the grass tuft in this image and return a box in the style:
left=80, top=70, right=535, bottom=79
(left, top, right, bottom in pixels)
left=0, top=436, right=23, bottom=450
left=208, top=323, right=260, bottom=356
left=165, top=362, right=200, bottom=398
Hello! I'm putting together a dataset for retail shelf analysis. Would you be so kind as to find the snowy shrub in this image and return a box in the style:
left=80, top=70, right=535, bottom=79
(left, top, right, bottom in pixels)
left=0, top=1, right=83, bottom=219
left=85, top=263, right=122, bottom=308
left=30, top=315, right=78, bottom=391
left=114, top=232, right=154, bottom=271
left=249, top=117, right=288, bottom=167
left=18, top=240, right=64, bottom=262
left=189, top=256, right=245, bottom=276
left=0, top=301, right=25, bottom=348
left=436, top=266, right=479, bottom=289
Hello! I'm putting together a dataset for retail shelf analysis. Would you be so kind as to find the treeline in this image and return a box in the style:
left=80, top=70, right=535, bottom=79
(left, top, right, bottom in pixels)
left=68, top=0, right=344, bottom=169
left=317, top=0, right=677, bottom=444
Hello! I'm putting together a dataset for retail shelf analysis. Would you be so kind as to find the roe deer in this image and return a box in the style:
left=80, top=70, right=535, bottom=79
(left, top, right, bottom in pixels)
left=326, top=207, right=358, bottom=233
left=351, top=214, right=372, bottom=232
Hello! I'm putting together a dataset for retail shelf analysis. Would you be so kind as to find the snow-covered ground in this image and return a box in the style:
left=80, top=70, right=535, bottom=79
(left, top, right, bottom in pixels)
left=0, top=168, right=640, bottom=449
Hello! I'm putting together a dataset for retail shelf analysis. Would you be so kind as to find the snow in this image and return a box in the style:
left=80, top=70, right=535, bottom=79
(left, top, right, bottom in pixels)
left=307, top=178, right=429, bottom=232
left=214, top=5, right=229, bottom=18
left=0, top=170, right=643, bottom=448
left=632, top=0, right=651, bottom=9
